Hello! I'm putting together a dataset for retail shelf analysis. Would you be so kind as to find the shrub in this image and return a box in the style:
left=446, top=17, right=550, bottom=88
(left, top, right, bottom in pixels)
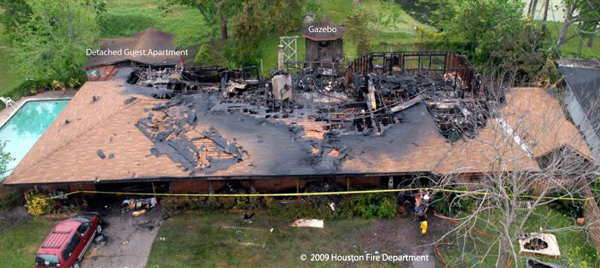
left=267, top=200, right=340, bottom=220
left=24, top=190, right=54, bottom=216
left=0, top=184, right=24, bottom=211
left=161, top=195, right=266, bottom=212
left=344, top=7, right=373, bottom=56
left=339, top=193, right=397, bottom=219
left=431, top=190, right=474, bottom=216
left=161, top=192, right=402, bottom=220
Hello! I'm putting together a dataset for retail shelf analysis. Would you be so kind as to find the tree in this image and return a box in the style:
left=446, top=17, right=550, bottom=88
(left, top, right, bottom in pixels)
left=165, top=0, right=304, bottom=65
left=431, top=0, right=549, bottom=79
left=0, top=0, right=31, bottom=40
left=558, top=0, right=600, bottom=48
left=540, top=0, right=550, bottom=32
left=0, top=141, right=19, bottom=211
left=435, top=0, right=525, bottom=62
left=0, top=141, right=14, bottom=178
left=162, top=0, right=243, bottom=44
left=226, top=0, right=266, bottom=65
left=344, top=7, right=372, bottom=56
left=432, top=69, right=600, bottom=267
left=11, top=0, right=100, bottom=83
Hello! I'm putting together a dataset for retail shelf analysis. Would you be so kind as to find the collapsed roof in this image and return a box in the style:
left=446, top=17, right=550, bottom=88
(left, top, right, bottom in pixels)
left=84, top=28, right=181, bottom=68
left=4, top=63, right=592, bottom=185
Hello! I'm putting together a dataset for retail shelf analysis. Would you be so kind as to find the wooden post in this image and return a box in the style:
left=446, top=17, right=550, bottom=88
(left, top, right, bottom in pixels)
left=151, top=181, right=157, bottom=199
left=296, top=178, right=300, bottom=200
left=346, top=177, right=350, bottom=191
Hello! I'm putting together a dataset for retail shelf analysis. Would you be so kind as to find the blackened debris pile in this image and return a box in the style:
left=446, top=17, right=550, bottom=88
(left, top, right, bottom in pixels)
left=128, top=68, right=203, bottom=98
left=136, top=96, right=244, bottom=176
left=130, top=52, right=490, bottom=144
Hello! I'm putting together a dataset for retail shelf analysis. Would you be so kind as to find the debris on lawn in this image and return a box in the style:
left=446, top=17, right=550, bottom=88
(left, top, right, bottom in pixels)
left=219, top=225, right=270, bottom=248
left=243, top=212, right=255, bottom=224
left=94, top=233, right=108, bottom=246
left=290, top=219, right=324, bottom=228
left=518, top=233, right=561, bottom=258
left=132, top=209, right=147, bottom=217
left=122, top=197, right=157, bottom=216
left=303, top=181, right=344, bottom=206
left=525, top=258, right=566, bottom=268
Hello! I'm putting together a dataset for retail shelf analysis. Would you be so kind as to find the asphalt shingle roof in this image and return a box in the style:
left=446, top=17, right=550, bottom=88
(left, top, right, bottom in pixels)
left=3, top=72, right=592, bottom=185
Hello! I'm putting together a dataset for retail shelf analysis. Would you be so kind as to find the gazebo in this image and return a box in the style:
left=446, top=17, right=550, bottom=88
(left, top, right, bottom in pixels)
left=301, top=16, right=345, bottom=68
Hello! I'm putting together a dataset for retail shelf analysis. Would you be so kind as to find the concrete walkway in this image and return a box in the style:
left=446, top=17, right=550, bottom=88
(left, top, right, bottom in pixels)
left=0, top=90, right=77, bottom=126
left=82, top=206, right=163, bottom=268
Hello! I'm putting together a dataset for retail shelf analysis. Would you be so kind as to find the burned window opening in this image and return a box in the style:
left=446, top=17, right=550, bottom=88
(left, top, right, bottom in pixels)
left=524, top=238, right=549, bottom=251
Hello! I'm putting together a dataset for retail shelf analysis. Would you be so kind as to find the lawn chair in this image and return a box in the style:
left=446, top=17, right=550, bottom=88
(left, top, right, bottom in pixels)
left=0, top=97, right=17, bottom=108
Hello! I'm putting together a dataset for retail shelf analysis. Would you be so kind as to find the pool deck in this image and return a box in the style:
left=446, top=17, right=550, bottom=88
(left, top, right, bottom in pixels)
left=0, top=90, right=76, bottom=127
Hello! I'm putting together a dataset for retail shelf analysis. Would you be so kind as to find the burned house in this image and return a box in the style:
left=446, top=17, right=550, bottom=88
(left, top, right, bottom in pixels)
left=3, top=51, right=594, bottom=197
left=84, top=28, right=183, bottom=81
left=559, top=58, right=600, bottom=166
left=302, top=16, right=345, bottom=68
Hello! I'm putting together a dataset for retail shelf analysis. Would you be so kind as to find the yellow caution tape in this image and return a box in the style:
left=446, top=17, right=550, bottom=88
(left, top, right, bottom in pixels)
left=44, top=187, right=591, bottom=202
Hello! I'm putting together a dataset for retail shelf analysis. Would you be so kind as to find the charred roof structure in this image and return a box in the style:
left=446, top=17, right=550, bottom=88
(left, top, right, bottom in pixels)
left=302, top=16, right=345, bottom=68
left=4, top=51, right=595, bottom=193
left=559, top=58, right=600, bottom=166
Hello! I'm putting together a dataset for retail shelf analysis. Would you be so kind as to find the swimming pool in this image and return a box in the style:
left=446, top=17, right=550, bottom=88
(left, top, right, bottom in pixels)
left=0, top=99, right=70, bottom=178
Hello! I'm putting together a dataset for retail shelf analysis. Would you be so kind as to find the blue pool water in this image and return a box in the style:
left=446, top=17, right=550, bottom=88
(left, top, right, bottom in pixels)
left=0, top=100, right=70, bottom=178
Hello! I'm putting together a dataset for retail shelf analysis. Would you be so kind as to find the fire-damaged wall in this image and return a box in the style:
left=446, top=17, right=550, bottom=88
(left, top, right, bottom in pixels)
left=38, top=176, right=384, bottom=196
left=170, top=176, right=383, bottom=193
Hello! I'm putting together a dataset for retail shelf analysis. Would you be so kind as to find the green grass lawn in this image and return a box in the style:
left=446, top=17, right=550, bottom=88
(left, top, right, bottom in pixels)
left=439, top=205, right=597, bottom=267
left=0, top=218, right=58, bottom=267
left=102, top=0, right=211, bottom=48
left=147, top=213, right=376, bottom=268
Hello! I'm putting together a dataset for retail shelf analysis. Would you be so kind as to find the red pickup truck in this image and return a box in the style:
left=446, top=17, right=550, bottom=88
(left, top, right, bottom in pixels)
left=35, top=213, right=103, bottom=268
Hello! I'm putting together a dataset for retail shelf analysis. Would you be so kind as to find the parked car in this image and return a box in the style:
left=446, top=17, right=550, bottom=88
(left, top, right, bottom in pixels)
left=35, top=213, right=103, bottom=268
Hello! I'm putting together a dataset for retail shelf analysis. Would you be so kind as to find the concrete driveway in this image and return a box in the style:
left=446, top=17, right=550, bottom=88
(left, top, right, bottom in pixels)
left=82, top=206, right=163, bottom=268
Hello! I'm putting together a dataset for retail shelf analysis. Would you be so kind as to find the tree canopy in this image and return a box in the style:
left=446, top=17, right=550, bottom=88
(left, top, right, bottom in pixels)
left=9, top=0, right=101, bottom=82
left=431, top=0, right=550, bottom=78
left=344, top=7, right=373, bottom=56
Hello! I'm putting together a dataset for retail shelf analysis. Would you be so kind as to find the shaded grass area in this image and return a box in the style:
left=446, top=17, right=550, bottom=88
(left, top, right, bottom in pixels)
left=0, top=218, right=58, bottom=267
left=440, top=206, right=597, bottom=267
left=545, top=21, right=600, bottom=59
left=147, top=213, right=376, bottom=268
